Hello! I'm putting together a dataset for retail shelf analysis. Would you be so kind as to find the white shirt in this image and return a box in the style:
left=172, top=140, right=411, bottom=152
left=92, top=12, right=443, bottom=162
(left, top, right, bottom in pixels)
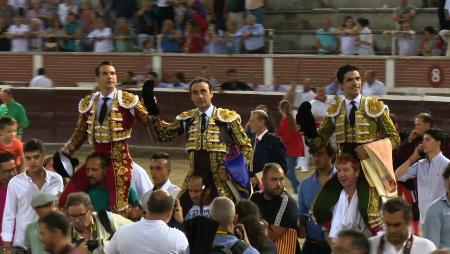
left=131, top=162, right=153, bottom=202
left=141, top=180, right=180, bottom=212
left=344, top=93, right=362, bottom=121
left=310, top=97, right=336, bottom=119
left=185, top=205, right=211, bottom=220
left=1, top=170, right=63, bottom=246
left=57, top=3, right=79, bottom=24
left=105, top=219, right=189, bottom=254
left=8, top=24, right=29, bottom=52
left=294, top=90, right=317, bottom=108
left=369, top=234, right=436, bottom=254
left=359, top=27, right=373, bottom=49
left=362, top=80, right=386, bottom=96
left=29, top=75, right=53, bottom=88
left=397, top=30, right=416, bottom=56
left=88, top=28, right=113, bottom=52
left=398, top=152, right=450, bottom=223
left=340, top=35, right=358, bottom=55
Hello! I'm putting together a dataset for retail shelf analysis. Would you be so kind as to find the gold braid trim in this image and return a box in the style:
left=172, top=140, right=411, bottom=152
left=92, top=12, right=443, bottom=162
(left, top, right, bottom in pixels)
left=367, top=187, right=383, bottom=229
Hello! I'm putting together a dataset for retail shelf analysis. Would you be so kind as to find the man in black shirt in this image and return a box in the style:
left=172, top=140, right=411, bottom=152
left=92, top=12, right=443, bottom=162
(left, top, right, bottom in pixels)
left=250, top=162, right=299, bottom=253
left=221, top=68, right=253, bottom=91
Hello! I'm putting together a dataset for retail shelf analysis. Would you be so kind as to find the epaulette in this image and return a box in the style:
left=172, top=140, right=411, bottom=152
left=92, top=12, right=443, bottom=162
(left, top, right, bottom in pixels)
left=78, top=92, right=98, bottom=113
left=175, top=109, right=196, bottom=121
left=118, top=90, right=139, bottom=109
left=326, top=98, right=343, bottom=118
left=217, top=108, right=240, bottom=122
left=365, top=97, right=387, bottom=118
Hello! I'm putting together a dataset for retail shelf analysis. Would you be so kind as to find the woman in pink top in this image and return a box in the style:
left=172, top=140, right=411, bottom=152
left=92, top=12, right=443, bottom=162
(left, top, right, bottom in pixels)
left=278, top=100, right=304, bottom=193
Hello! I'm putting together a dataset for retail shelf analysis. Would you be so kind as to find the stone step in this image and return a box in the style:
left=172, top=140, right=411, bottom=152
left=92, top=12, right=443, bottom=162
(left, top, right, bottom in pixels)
left=267, top=0, right=435, bottom=10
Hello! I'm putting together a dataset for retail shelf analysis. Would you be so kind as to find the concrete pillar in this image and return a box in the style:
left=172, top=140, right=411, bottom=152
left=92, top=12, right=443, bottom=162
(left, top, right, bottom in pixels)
left=264, top=57, right=273, bottom=87
left=385, top=58, right=395, bottom=89
left=152, top=55, right=162, bottom=78
left=32, top=54, right=43, bottom=76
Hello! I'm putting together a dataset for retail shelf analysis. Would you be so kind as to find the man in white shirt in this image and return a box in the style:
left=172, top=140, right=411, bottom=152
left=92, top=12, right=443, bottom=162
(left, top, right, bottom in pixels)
left=265, top=76, right=288, bottom=92
left=141, top=153, right=180, bottom=213
left=105, top=189, right=189, bottom=254
left=130, top=162, right=153, bottom=202
left=1, top=139, right=63, bottom=249
left=369, top=198, right=436, bottom=254
left=8, top=16, right=29, bottom=52
left=310, top=83, right=336, bottom=124
left=361, top=71, right=386, bottom=96
left=57, top=0, right=79, bottom=25
left=395, top=128, right=450, bottom=223
left=29, top=68, right=53, bottom=88
left=87, top=17, right=113, bottom=52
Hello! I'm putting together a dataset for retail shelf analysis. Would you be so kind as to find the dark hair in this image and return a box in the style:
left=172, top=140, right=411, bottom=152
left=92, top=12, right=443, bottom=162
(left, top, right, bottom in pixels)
left=423, top=26, right=436, bottom=34
left=39, top=211, right=70, bottom=236
left=189, top=77, right=213, bottom=92
left=236, top=200, right=260, bottom=220
left=148, top=71, right=158, bottom=78
left=310, top=142, right=337, bottom=159
left=262, top=163, right=283, bottom=177
left=239, top=216, right=270, bottom=253
left=382, top=197, right=412, bottom=222
left=343, top=15, right=354, bottom=27
left=251, top=110, right=270, bottom=128
left=151, top=152, right=170, bottom=160
left=0, top=152, right=15, bottom=164
left=147, top=190, right=175, bottom=214
left=443, top=163, right=450, bottom=179
left=86, top=152, right=111, bottom=169
left=95, top=61, right=114, bottom=77
left=337, top=230, right=370, bottom=254
left=416, top=113, right=433, bottom=127
left=357, top=17, right=369, bottom=27
left=0, top=116, right=17, bottom=129
left=0, top=88, right=12, bottom=96
left=335, top=153, right=361, bottom=171
left=37, top=67, right=46, bottom=76
left=24, top=138, right=44, bottom=153
left=126, top=71, right=135, bottom=77
left=424, top=128, right=446, bottom=145
left=65, top=192, right=92, bottom=209
left=227, top=68, right=237, bottom=75
left=175, top=72, right=186, bottom=83
left=336, top=64, right=359, bottom=84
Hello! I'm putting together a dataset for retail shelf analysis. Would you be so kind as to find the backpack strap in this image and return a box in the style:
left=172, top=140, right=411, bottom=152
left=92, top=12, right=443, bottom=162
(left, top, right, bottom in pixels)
left=97, top=209, right=115, bottom=240
left=230, top=240, right=248, bottom=254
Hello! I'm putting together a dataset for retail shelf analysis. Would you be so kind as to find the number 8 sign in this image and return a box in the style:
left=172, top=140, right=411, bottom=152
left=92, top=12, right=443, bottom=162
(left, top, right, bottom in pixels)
left=428, top=65, right=444, bottom=87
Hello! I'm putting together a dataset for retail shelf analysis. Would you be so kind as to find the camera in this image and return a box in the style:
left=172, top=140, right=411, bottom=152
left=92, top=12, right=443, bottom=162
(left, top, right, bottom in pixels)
left=86, top=240, right=100, bottom=251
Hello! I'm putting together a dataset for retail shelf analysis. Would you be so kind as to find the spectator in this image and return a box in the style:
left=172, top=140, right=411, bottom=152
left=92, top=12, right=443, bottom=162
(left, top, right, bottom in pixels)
left=187, top=0, right=207, bottom=35
left=159, top=19, right=182, bottom=53
left=315, top=19, right=338, bottom=55
left=156, top=0, right=174, bottom=31
left=298, top=144, right=336, bottom=254
left=173, top=0, right=187, bottom=32
left=0, top=117, right=23, bottom=167
left=63, top=12, right=81, bottom=52
left=28, top=18, right=44, bottom=51
left=87, top=17, right=113, bottom=52
left=0, top=153, right=17, bottom=244
left=396, top=22, right=416, bottom=56
left=23, top=192, right=59, bottom=254
left=106, top=189, right=188, bottom=254
left=136, top=0, right=157, bottom=50
left=266, top=76, right=288, bottom=92
left=0, top=89, right=29, bottom=139
left=251, top=163, right=299, bottom=253
left=209, top=197, right=260, bottom=254
left=111, top=0, right=137, bottom=21
left=204, top=22, right=226, bottom=54
left=2, top=139, right=64, bottom=248
left=42, top=0, right=58, bottom=18
left=141, top=153, right=181, bottom=213
left=246, top=0, right=265, bottom=25
left=223, top=20, right=240, bottom=54
left=184, top=174, right=213, bottom=220
left=418, top=26, right=445, bottom=56
left=7, top=15, right=29, bottom=52
left=325, top=78, right=342, bottom=95
left=237, top=15, right=265, bottom=54
left=335, top=15, right=358, bottom=55
left=369, top=198, right=436, bottom=254
left=227, top=0, right=245, bottom=29
left=424, top=164, right=450, bottom=248
left=392, top=0, right=416, bottom=26
left=277, top=100, right=304, bottom=192
left=84, top=153, right=140, bottom=217
left=142, top=38, right=156, bottom=52
left=43, top=17, right=64, bottom=51
left=309, top=83, right=336, bottom=124
left=171, top=71, right=188, bottom=89
left=355, top=17, right=374, bottom=55
left=58, top=0, right=79, bottom=25
left=114, top=17, right=135, bottom=52
left=183, top=20, right=204, bottom=53
left=38, top=211, right=78, bottom=254
left=119, top=71, right=138, bottom=88
left=30, top=67, right=53, bottom=88
left=361, top=70, right=386, bottom=96
left=333, top=230, right=370, bottom=254
left=395, top=128, right=450, bottom=223
left=65, top=192, right=132, bottom=253
left=27, top=0, right=52, bottom=27
left=199, top=65, right=218, bottom=89
left=221, top=68, right=253, bottom=91
left=0, top=0, right=15, bottom=26
left=79, top=1, right=95, bottom=36
left=0, top=17, right=10, bottom=51
left=287, top=78, right=316, bottom=109
left=8, top=0, right=26, bottom=16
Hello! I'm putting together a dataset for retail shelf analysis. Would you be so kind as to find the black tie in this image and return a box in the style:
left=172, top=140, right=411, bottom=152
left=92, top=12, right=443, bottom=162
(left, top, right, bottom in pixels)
left=99, top=97, right=110, bottom=124
left=349, top=101, right=357, bottom=127
left=200, top=113, right=207, bottom=133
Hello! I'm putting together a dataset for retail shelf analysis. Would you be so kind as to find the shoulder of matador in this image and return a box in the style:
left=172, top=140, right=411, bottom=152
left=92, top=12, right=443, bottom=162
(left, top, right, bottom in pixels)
left=326, top=98, right=344, bottom=118
left=364, top=97, right=388, bottom=118
left=216, top=108, right=240, bottom=122
left=175, top=109, right=197, bottom=121
left=118, top=90, right=139, bottom=109
left=78, top=92, right=99, bottom=113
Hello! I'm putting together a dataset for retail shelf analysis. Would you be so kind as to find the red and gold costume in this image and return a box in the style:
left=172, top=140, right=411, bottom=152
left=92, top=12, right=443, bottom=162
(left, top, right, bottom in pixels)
left=59, top=90, right=149, bottom=209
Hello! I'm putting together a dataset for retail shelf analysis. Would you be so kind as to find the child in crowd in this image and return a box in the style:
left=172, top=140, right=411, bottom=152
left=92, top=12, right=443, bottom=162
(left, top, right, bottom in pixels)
left=0, top=116, right=23, bottom=169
